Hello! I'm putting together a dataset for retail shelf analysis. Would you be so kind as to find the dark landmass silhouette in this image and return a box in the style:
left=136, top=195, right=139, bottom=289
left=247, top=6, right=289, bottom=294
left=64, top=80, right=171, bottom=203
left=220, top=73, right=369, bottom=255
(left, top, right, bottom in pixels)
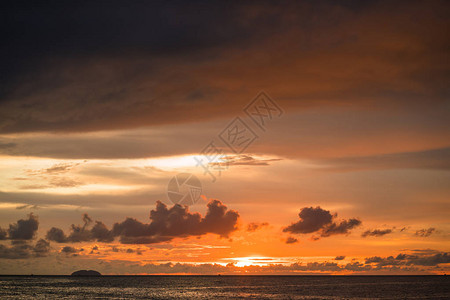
left=70, top=270, right=102, bottom=276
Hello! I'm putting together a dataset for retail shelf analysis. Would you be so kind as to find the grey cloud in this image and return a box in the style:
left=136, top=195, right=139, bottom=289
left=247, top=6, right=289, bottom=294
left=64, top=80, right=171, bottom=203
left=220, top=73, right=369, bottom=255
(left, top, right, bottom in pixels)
left=415, top=228, right=436, bottom=237
left=321, top=218, right=361, bottom=237
left=47, top=214, right=97, bottom=243
left=7, top=213, right=39, bottom=240
left=361, top=228, right=394, bottom=238
left=91, top=221, right=115, bottom=243
left=283, top=206, right=361, bottom=239
left=46, top=227, right=67, bottom=243
left=33, top=239, right=51, bottom=257
left=247, top=222, right=269, bottom=232
left=60, top=246, right=80, bottom=254
left=0, top=227, right=7, bottom=240
left=334, top=256, right=346, bottom=260
left=113, top=200, right=239, bottom=244
left=285, top=237, right=299, bottom=244
left=0, top=239, right=50, bottom=259
left=365, top=251, right=450, bottom=267
left=283, top=207, right=333, bottom=234
left=407, top=252, right=450, bottom=266
left=46, top=200, right=240, bottom=244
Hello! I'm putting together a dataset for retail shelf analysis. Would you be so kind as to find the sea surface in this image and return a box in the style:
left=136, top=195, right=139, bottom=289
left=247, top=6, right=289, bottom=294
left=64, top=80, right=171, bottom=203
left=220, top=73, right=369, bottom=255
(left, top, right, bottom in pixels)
left=0, top=275, right=448, bottom=299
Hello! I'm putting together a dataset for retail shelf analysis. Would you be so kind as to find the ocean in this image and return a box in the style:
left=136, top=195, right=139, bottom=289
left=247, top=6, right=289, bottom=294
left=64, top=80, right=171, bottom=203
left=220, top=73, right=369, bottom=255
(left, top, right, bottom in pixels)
left=0, top=275, right=448, bottom=299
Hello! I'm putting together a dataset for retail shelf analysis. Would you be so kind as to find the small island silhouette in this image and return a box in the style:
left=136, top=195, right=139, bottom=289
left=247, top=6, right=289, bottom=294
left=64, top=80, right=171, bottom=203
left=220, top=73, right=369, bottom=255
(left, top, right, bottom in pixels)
left=70, top=270, right=102, bottom=276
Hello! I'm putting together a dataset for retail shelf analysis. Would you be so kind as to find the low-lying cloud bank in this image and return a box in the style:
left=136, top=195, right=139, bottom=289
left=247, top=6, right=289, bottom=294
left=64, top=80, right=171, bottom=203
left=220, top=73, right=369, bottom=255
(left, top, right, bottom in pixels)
left=0, top=239, right=50, bottom=259
left=46, top=200, right=240, bottom=244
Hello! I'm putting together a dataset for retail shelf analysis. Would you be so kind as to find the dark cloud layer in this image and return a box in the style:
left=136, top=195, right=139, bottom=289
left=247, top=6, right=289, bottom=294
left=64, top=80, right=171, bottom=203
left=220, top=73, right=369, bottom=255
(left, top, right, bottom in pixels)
left=0, top=1, right=448, bottom=134
left=0, top=239, right=50, bottom=259
left=283, top=206, right=361, bottom=239
left=46, top=200, right=239, bottom=244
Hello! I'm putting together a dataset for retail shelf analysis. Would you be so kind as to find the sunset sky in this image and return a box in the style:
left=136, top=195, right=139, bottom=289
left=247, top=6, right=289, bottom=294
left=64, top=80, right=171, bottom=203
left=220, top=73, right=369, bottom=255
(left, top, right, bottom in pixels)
left=0, top=0, right=449, bottom=275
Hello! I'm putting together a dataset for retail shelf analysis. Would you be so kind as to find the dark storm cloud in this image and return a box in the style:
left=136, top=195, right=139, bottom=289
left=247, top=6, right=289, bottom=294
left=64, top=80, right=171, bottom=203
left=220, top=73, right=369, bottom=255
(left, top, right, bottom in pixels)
left=46, top=200, right=239, bottom=244
left=7, top=213, right=39, bottom=240
left=415, top=228, right=436, bottom=237
left=0, top=1, right=448, bottom=134
left=361, top=228, right=394, bottom=238
left=283, top=206, right=361, bottom=238
left=0, top=239, right=50, bottom=259
left=334, top=256, right=346, bottom=260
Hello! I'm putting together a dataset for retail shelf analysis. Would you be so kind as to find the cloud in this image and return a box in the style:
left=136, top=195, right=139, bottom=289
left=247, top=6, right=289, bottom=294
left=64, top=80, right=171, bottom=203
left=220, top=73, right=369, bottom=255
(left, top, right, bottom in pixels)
left=318, top=148, right=450, bottom=171
left=0, top=227, right=7, bottom=240
left=246, top=222, right=269, bottom=232
left=15, top=204, right=40, bottom=210
left=47, top=214, right=112, bottom=243
left=285, top=237, right=299, bottom=244
left=60, top=246, right=82, bottom=254
left=283, top=207, right=333, bottom=234
left=91, top=221, right=115, bottom=243
left=415, top=228, right=436, bottom=237
left=46, top=227, right=67, bottom=243
left=361, top=228, right=394, bottom=238
left=44, top=163, right=80, bottom=174
left=283, top=206, right=361, bottom=239
left=320, top=218, right=362, bottom=237
left=0, top=142, right=16, bottom=149
left=365, top=251, right=450, bottom=267
left=7, top=213, right=39, bottom=240
left=334, top=256, right=346, bottom=260
left=46, top=200, right=239, bottom=244
left=113, top=200, right=239, bottom=244
left=212, top=155, right=282, bottom=167
left=0, top=239, right=50, bottom=259
left=33, top=239, right=51, bottom=257
left=0, top=1, right=448, bottom=134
